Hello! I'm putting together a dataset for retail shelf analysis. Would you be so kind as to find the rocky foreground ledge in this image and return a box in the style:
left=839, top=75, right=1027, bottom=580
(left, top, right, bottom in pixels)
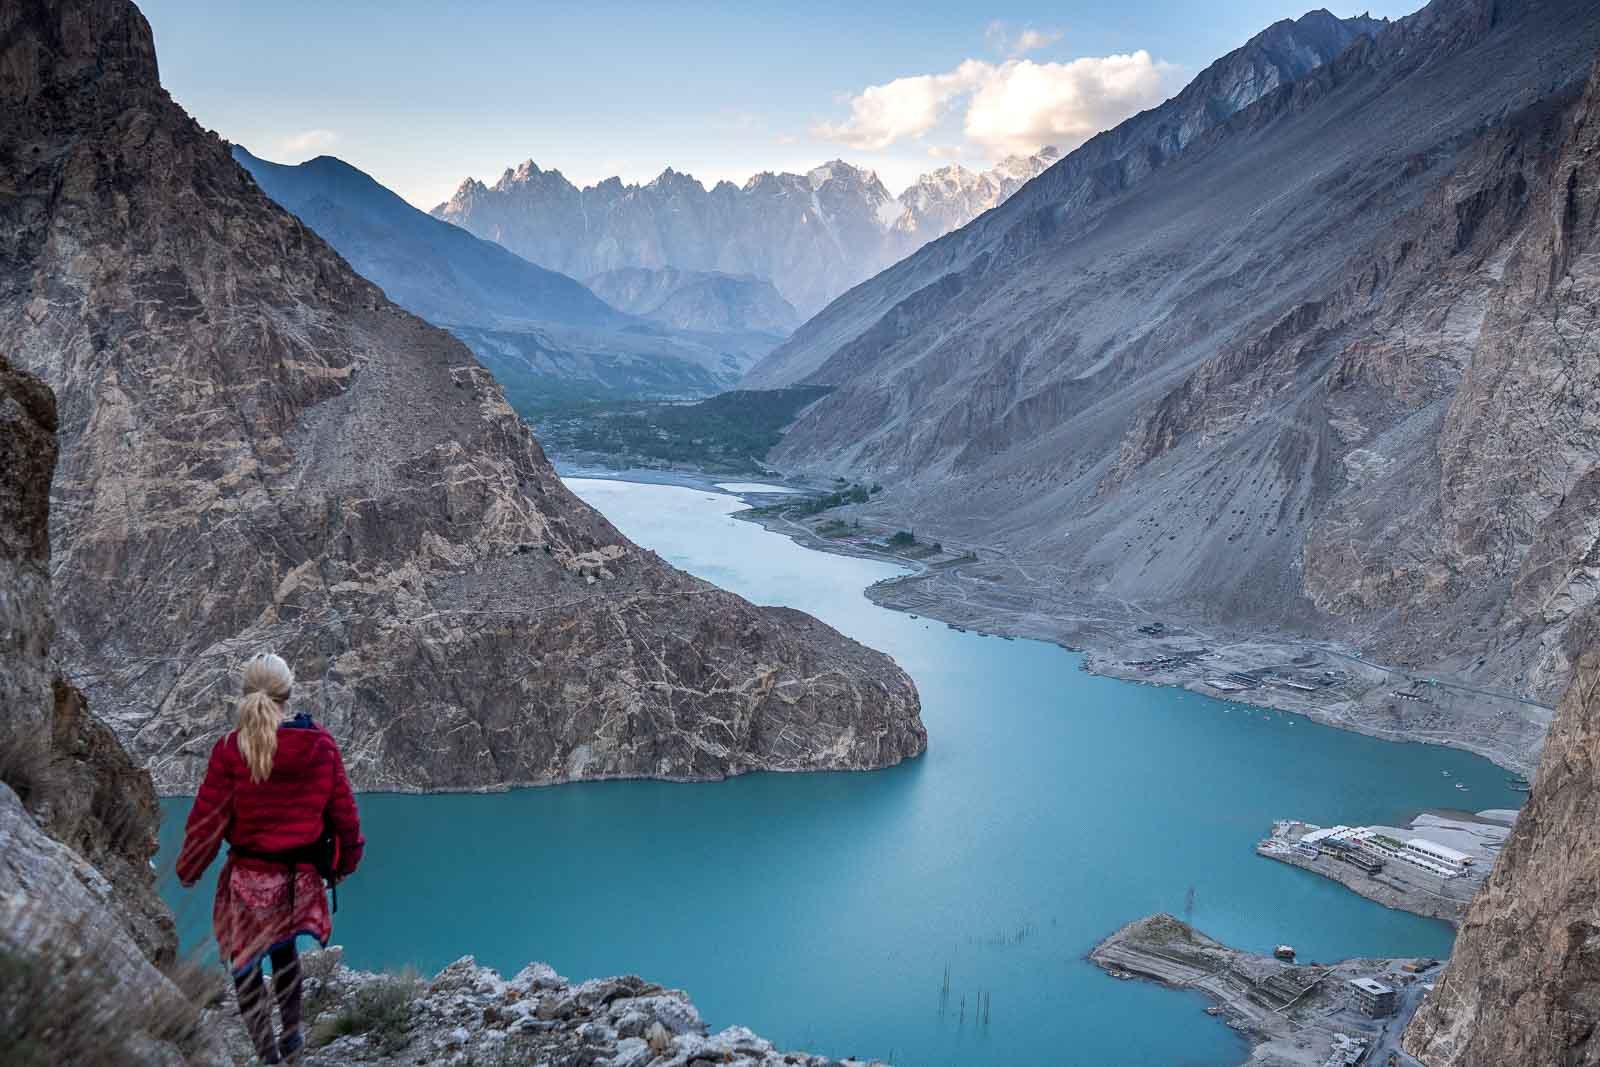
left=227, top=949, right=883, bottom=1067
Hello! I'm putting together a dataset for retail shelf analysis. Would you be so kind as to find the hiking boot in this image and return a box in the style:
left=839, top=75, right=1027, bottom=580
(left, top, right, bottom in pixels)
left=278, top=1029, right=304, bottom=1063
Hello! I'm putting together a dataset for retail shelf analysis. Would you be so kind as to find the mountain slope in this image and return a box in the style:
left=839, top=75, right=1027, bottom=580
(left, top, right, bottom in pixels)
left=586, top=267, right=801, bottom=335
left=0, top=0, right=924, bottom=793
left=740, top=0, right=1600, bottom=769
left=232, top=148, right=776, bottom=402
left=233, top=147, right=620, bottom=330
left=743, top=7, right=1387, bottom=389
left=1403, top=64, right=1600, bottom=1061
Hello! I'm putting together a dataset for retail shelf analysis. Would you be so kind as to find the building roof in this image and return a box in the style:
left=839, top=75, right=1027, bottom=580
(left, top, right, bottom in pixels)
left=1349, top=978, right=1393, bottom=995
left=1406, top=838, right=1472, bottom=863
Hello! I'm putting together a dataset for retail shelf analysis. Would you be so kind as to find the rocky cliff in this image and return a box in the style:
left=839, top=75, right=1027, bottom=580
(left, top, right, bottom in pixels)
left=0, top=352, right=219, bottom=1062
left=432, top=150, right=1064, bottom=319
left=1404, top=651, right=1600, bottom=1065
left=737, top=0, right=1600, bottom=768
left=0, top=0, right=924, bottom=794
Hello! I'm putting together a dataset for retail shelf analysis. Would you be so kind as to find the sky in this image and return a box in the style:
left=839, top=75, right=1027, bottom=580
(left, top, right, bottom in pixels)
left=138, top=0, right=1428, bottom=209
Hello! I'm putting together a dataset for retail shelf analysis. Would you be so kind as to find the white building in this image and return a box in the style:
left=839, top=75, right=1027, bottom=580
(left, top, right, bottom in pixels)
left=1405, top=837, right=1473, bottom=872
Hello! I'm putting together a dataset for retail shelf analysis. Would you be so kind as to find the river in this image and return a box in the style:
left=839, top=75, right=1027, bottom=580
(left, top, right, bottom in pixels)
left=158, top=477, right=1521, bottom=1065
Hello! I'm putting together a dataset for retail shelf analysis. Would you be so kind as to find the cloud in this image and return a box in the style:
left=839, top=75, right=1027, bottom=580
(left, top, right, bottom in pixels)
left=813, top=51, right=1176, bottom=158
left=965, top=52, right=1177, bottom=157
left=277, top=129, right=338, bottom=155
left=926, top=144, right=964, bottom=158
left=985, top=21, right=1063, bottom=57
left=810, top=59, right=990, bottom=150
left=1012, top=28, right=1063, bottom=54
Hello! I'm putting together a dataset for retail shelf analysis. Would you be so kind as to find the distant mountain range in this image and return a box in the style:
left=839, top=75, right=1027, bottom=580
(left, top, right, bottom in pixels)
left=431, top=149, right=1062, bottom=317
left=233, top=147, right=785, bottom=403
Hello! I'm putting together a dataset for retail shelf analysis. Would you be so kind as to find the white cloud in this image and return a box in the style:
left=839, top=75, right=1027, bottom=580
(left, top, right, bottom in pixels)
left=926, top=144, right=964, bottom=158
left=1012, top=28, right=1063, bottom=54
left=813, top=51, right=1176, bottom=159
left=810, top=59, right=990, bottom=150
left=985, top=21, right=1063, bottom=57
left=277, top=129, right=338, bottom=155
left=965, top=52, right=1177, bottom=157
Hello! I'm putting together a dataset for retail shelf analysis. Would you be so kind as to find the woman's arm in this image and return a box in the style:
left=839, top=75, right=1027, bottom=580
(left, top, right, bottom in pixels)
left=176, top=737, right=233, bottom=886
left=323, top=734, right=365, bottom=879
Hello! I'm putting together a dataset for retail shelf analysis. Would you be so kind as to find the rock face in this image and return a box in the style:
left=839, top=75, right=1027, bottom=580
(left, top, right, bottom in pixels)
left=433, top=150, right=1064, bottom=319
left=0, top=355, right=219, bottom=1062
left=0, top=354, right=56, bottom=734
left=244, top=951, right=884, bottom=1067
left=739, top=0, right=1600, bottom=768
left=233, top=148, right=776, bottom=400
left=0, top=0, right=924, bottom=794
left=586, top=266, right=801, bottom=336
left=1403, top=652, right=1600, bottom=1065
left=0, top=353, right=173, bottom=964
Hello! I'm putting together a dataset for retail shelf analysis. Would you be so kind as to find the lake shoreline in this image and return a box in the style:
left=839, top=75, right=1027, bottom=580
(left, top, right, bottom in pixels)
left=730, top=499, right=1539, bottom=778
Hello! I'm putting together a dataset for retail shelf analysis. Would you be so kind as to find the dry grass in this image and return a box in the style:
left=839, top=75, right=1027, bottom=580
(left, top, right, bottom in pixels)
left=309, top=967, right=419, bottom=1054
left=0, top=937, right=211, bottom=1065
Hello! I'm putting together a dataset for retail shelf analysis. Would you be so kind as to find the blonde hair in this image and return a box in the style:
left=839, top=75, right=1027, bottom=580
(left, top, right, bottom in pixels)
left=237, top=652, right=293, bottom=783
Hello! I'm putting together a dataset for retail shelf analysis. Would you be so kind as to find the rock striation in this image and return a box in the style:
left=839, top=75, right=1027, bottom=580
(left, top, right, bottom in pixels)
left=739, top=0, right=1600, bottom=768
left=0, top=0, right=924, bottom=794
left=432, top=150, right=1063, bottom=319
left=1403, top=651, right=1600, bottom=1065
left=238, top=950, right=884, bottom=1067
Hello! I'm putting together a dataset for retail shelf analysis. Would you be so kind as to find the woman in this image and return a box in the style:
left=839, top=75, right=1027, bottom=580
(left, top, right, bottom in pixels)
left=177, top=653, right=365, bottom=1064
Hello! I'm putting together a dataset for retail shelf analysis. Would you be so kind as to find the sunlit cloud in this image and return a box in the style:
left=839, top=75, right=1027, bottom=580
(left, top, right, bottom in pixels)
left=965, top=52, right=1178, bottom=157
left=810, top=60, right=990, bottom=150
left=926, top=144, right=964, bottom=158
left=812, top=51, right=1177, bottom=158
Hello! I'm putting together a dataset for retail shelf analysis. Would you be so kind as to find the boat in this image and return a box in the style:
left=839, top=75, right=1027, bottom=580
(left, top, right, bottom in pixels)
left=1274, top=945, right=1296, bottom=961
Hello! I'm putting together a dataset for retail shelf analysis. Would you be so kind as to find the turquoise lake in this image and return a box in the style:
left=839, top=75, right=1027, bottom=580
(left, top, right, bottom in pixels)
left=159, top=477, right=1521, bottom=1065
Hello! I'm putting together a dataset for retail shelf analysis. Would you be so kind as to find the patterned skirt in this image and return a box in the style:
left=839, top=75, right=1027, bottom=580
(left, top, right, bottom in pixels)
left=213, top=858, right=331, bottom=976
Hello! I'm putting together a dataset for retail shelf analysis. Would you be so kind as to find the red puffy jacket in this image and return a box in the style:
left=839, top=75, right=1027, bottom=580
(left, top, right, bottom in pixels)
left=177, top=715, right=364, bottom=886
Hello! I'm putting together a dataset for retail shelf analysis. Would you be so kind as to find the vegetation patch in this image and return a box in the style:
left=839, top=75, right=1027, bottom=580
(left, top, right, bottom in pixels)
left=526, top=386, right=832, bottom=473
left=0, top=937, right=208, bottom=1066
left=311, top=968, right=419, bottom=1054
